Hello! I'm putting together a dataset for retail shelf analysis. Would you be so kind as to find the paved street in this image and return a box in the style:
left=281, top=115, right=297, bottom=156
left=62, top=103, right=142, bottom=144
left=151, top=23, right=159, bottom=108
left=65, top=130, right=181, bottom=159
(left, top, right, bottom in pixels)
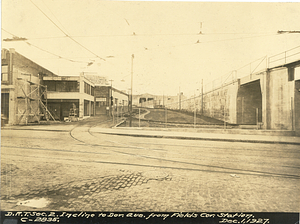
left=1, top=116, right=299, bottom=212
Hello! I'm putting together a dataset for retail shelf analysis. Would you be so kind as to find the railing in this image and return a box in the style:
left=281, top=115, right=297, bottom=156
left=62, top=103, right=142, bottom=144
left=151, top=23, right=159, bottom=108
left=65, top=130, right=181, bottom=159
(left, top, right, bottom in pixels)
left=203, top=46, right=300, bottom=94
left=204, top=70, right=238, bottom=93
left=204, top=56, right=268, bottom=93
left=136, top=46, right=300, bottom=122
left=268, top=46, right=300, bottom=68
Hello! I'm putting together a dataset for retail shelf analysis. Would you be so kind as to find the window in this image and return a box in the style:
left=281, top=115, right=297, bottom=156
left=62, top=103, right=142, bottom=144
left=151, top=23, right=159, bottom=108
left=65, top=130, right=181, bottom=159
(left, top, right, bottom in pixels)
left=44, top=81, right=56, bottom=91
left=91, top=86, right=95, bottom=96
left=43, top=81, right=79, bottom=92
left=84, top=82, right=91, bottom=95
left=84, top=82, right=94, bottom=95
left=1, top=65, right=9, bottom=82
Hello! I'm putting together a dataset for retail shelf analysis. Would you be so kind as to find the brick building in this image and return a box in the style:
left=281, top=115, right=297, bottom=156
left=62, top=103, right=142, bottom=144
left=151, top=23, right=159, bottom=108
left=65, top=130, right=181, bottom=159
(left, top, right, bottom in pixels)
left=1, top=48, right=57, bottom=125
left=94, top=86, right=129, bottom=116
left=1, top=48, right=130, bottom=124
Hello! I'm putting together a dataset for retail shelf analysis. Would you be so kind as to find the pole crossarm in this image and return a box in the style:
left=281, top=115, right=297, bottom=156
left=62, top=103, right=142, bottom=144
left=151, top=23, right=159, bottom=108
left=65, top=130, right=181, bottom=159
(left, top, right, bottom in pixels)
left=278, top=30, right=300, bottom=34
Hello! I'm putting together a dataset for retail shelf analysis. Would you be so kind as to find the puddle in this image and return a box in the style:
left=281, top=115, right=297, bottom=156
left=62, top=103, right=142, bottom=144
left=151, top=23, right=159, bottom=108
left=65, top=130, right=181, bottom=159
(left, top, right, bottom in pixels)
left=17, top=198, right=49, bottom=208
left=230, top=174, right=240, bottom=178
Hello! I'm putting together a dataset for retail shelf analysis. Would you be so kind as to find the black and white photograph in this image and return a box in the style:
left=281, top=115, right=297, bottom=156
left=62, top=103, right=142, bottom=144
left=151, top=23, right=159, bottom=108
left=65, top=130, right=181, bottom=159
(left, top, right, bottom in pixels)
left=1, top=1, right=300, bottom=223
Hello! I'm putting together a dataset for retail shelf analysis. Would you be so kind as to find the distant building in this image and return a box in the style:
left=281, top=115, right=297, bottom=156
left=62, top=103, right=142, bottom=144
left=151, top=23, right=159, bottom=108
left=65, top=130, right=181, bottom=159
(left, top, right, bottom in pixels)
left=1, top=48, right=57, bottom=125
left=84, top=74, right=109, bottom=86
left=134, top=93, right=185, bottom=109
left=94, top=86, right=129, bottom=116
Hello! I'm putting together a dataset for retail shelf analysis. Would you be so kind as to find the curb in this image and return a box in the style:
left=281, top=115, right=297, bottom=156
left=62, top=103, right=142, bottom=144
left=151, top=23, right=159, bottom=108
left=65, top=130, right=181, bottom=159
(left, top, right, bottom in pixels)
left=96, top=131, right=300, bottom=145
left=1, top=128, right=70, bottom=132
left=112, top=119, right=127, bottom=128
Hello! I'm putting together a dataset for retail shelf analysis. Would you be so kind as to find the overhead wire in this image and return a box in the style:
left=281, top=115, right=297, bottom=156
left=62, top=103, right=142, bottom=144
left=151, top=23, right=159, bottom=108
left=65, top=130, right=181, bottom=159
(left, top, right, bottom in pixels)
left=29, top=0, right=106, bottom=61
left=86, top=32, right=279, bottom=61
left=25, top=42, right=89, bottom=64
left=3, top=0, right=293, bottom=63
left=13, top=32, right=280, bottom=64
left=1, top=28, right=17, bottom=37
left=11, top=31, right=278, bottom=40
left=2, top=2, right=292, bottom=76
left=40, top=0, right=72, bottom=37
left=2, top=28, right=89, bottom=64
left=2, top=27, right=280, bottom=65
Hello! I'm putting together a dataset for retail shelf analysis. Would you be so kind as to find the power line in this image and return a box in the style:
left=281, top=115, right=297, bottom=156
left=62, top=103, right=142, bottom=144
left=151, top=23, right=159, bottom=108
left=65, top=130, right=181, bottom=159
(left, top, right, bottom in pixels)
left=2, top=28, right=89, bottom=64
left=40, top=0, right=71, bottom=36
left=24, top=31, right=277, bottom=39
left=24, top=36, right=67, bottom=40
left=29, top=0, right=106, bottom=61
left=2, top=28, right=17, bottom=37
left=102, top=33, right=279, bottom=60
left=1, top=26, right=288, bottom=63
left=21, top=32, right=279, bottom=62
left=25, top=42, right=89, bottom=64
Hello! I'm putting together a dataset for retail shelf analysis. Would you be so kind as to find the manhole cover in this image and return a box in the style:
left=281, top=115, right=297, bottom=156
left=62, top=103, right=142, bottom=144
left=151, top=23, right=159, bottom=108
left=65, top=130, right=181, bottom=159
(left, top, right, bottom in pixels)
left=17, top=198, right=49, bottom=208
left=142, top=170, right=168, bottom=180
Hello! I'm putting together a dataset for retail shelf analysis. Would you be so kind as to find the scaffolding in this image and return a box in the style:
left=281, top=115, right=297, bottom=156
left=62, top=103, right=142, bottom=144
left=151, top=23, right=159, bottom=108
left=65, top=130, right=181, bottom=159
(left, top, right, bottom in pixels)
left=16, top=77, right=56, bottom=124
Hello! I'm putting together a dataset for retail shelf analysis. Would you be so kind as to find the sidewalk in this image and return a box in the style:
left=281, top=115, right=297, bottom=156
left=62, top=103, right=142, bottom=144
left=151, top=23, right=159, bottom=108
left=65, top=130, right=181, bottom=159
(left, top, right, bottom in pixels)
left=1, top=115, right=111, bottom=132
left=1, top=123, right=76, bottom=132
left=2, top=117, right=300, bottom=145
left=91, top=126, right=300, bottom=145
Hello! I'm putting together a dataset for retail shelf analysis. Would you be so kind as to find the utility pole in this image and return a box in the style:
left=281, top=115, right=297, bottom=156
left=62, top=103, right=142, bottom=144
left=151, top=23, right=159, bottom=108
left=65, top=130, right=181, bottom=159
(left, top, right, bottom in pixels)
left=194, top=92, right=196, bottom=128
left=201, top=79, right=204, bottom=115
left=109, top=79, right=113, bottom=119
left=179, top=87, right=181, bottom=110
left=165, top=106, right=167, bottom=128
left=130, top=54, right=134, bottom=127
left=139, top=108, right=140, bottom=127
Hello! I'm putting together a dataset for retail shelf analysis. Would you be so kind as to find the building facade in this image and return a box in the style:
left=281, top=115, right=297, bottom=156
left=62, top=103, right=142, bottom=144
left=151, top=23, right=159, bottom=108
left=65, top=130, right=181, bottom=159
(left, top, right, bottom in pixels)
left=1, top=49, right=131, bottom=124
left=94, top=86, right=129, bottom=116
left=1, top=48, right=57, bottom=125
left=43, top=74, right=95, bottom=121
left=135, top=93, right=185, bottom=109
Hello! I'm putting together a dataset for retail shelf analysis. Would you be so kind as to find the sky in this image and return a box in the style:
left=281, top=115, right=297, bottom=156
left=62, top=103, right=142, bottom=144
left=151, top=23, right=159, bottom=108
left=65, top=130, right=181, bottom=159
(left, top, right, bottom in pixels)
left=2, top=1, right=300, bottom=96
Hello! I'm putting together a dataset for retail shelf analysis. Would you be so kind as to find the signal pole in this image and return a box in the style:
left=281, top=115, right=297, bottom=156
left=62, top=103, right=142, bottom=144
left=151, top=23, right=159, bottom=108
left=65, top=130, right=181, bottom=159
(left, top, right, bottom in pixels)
left=201, top=79, right=203, bottom=115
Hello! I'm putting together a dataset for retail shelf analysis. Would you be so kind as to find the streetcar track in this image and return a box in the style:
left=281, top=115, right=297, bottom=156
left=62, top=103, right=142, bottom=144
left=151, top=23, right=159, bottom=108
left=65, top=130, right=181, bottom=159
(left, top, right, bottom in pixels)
left=88, top=131, right=300, bottom=158
left=3, top=152, right=300, bottom=179
left=125, top=140, right=300, bottom=153
left=2, top=119, right=299, bottom=180
left=88, top=130, right=300, bottom=160
left=1, top=145, right=111, bottom=155
left=3, top=127, right=299, bottom=152
left=2, top=144, right=299, bottom=171
left=1, top=128, right=70, bottom=132
left=66, top=123, right=300, bottom=179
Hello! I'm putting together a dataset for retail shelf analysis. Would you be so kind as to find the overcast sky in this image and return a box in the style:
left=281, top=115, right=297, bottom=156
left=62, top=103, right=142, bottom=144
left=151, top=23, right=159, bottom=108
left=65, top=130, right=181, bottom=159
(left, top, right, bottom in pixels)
left=2, top=1, right=300, bottom=96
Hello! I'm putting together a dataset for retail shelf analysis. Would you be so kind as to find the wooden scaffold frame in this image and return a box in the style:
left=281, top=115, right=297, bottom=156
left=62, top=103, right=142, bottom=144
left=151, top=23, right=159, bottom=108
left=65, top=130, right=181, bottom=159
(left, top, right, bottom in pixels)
left=16, top=77, right=56, bottom=124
